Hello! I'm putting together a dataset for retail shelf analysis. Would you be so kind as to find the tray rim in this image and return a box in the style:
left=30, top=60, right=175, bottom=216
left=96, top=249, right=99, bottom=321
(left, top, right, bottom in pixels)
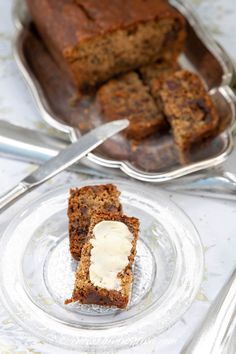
left=12, top=0, right=236, bottom=183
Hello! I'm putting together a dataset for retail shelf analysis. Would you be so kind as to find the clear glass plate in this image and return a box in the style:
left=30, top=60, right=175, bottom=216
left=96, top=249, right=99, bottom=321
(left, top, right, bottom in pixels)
left=0, top=179, right=204, bottom=352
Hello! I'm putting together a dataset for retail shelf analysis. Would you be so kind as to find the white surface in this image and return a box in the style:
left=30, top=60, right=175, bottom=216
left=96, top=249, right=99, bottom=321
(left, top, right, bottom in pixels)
left=0, top=0, right=236, bottom=353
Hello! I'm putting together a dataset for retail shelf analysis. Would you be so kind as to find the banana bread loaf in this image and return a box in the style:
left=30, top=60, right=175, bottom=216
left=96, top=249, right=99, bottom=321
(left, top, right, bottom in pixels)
left=66, top=212, right=139, bottom=308
left=68, top=184, right=122, bottom=260
left=26, top=0, right=185, bottom=92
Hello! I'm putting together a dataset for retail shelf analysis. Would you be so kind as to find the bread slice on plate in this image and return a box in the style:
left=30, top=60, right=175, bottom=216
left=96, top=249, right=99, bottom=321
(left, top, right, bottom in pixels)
left=68, top=184, right=122, bottom=260
left=66, top=212, right=139, bottom=309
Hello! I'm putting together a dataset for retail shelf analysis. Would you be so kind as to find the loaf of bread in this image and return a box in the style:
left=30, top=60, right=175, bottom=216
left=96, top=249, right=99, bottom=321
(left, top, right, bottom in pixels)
left=66, top=212, right=139, bottom=309
left=26, top=0, right=185, bottom=92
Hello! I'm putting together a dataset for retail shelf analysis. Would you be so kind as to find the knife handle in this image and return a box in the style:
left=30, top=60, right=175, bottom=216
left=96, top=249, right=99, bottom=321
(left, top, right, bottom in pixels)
left=182, top=267, right=236, bottom=354
left=0, top=182, right=29, bottom=212
left=0, top=120, right=67, bottom=163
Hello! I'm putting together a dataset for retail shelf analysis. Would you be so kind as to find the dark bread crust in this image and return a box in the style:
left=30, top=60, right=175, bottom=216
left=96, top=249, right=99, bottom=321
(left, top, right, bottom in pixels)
left=66, top=212, right=139, bottom=309
left=96, top=72, right=166, bottom=139
left=68, top=184, right=122, bottom=260
left=26, top=0, right=185, bottom=91
left=159, top=70, right=219, bottom=163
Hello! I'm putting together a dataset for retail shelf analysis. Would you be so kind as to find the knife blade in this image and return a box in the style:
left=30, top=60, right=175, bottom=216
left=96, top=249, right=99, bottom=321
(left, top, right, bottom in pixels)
left=0, top=119, right=128, bottom=212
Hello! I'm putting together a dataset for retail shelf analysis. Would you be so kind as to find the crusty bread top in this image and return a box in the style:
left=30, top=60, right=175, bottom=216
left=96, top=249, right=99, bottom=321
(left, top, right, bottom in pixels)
left=27, top=0, right=185, bottom=52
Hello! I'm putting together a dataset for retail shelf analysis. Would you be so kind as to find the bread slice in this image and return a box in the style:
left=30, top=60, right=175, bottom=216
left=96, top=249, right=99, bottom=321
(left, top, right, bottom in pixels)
left=96, top=72, right=165, bottom=139
left=68, top=184, right=122, bottom=260
left=66, top=212, right=139, bottom=309
left=139, top=59, right=180, bottom=85
left=159, top=70, right=219, bottom=163
left=138, top=59, right=180, bottom=128
left=26, top=0, right=185, bottom=92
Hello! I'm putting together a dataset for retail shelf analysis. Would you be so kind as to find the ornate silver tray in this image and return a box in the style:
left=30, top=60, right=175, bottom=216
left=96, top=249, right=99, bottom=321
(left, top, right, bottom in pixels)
left=12, top=0, right=236, bottom=182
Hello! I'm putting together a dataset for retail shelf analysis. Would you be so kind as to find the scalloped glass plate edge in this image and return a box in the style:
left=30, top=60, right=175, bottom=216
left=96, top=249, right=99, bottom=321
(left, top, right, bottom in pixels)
left=0, top=179, right=204, bottom=352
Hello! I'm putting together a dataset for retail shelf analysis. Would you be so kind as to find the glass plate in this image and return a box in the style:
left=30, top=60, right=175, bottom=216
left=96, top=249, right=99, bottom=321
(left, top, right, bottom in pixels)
left=0, top=179, right=204, bottom=352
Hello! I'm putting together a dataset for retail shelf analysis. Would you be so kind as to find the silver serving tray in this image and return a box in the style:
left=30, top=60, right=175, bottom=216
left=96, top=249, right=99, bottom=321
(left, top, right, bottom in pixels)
left=12, top=0, right=236, bottom=182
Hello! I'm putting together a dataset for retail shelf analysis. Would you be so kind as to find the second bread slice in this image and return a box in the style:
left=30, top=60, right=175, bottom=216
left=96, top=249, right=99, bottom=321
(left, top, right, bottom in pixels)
left=68, top=184, right=122, bottom=260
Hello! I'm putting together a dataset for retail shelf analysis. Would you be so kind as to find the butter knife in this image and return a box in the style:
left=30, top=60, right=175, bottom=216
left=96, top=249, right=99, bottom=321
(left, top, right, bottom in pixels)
left=1, top=120, right=236, bottom=200
left=0, top=119, right=128, bottom=212
left=0, top=120, right=123, bottom=178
